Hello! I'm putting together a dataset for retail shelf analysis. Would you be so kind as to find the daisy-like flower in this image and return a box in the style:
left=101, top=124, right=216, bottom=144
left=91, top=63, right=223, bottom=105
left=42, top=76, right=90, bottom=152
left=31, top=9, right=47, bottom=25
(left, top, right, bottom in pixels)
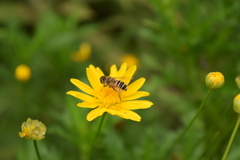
left=67, top=63, right=153, bottom=122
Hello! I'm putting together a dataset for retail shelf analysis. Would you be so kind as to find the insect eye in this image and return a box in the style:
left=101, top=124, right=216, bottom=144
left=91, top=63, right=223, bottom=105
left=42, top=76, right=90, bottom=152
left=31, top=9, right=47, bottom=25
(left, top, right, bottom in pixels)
left=100, top=76, right=104, bottom=83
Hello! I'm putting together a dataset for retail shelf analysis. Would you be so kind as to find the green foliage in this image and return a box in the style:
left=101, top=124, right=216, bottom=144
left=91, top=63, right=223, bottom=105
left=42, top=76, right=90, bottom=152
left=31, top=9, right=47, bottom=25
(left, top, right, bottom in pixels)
left=1, top=0, right=240, bottom=159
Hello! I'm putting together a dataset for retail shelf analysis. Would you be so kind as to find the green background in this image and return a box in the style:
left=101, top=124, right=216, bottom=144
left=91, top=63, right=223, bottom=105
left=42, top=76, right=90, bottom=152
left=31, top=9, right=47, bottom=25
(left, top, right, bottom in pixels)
left=0, top=0, right=240, bottom=160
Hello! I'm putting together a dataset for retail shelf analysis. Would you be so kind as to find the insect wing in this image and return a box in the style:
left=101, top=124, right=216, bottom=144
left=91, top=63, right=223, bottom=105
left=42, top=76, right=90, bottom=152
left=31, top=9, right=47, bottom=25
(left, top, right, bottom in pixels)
left=113, top=77, right=133, bottom=84
left=113, top=77, right=133, bottom=81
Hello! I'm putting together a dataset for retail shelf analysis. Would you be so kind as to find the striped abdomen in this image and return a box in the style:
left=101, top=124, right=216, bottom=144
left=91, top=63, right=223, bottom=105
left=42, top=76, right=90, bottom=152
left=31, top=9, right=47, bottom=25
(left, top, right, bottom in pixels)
left=115, top=80, right=127, bottom=91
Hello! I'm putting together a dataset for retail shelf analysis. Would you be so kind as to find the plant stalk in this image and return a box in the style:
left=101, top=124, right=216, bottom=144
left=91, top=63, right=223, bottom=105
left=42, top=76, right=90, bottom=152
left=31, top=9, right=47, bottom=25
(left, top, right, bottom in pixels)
left=164, top=89, right=212, bottom=159
left=33, top=140, right=42, bottom=160
left=221, top=114, right=240, bottom=160
left=89, top=113, right=106, bottom=160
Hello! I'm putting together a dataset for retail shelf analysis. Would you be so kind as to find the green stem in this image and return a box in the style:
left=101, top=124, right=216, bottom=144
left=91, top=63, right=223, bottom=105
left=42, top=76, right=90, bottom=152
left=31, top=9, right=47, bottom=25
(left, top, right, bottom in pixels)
left=33, top=140, right=41, bottom=160
left=199, top=104, right=232, bottom=160
left=164, top=89, right=212, bottom=159
left=89, top=113, right=106, bottom=160
left=221, top=114, right=240, bottom=160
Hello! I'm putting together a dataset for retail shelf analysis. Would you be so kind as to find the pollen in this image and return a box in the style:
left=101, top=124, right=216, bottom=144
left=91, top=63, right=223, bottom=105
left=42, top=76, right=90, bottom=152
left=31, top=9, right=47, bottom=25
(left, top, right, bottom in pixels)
left=97, top=87, right=122, bottom=106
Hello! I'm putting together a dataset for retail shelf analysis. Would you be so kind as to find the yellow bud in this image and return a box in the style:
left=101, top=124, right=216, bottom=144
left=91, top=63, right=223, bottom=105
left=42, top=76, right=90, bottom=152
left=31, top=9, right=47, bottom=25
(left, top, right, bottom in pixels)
left=233, top=94, right=240, bottom=114
left=235, top=76, right=240, bottom=89
left=121, top=54, right=139, bottom=67
left=205, top=72, right=224, bottom=89
left=19, top=118, right=46, bottom=140
left=71, top=42, right=91, bottom=62
left=15, top=64, right=31, bottom=82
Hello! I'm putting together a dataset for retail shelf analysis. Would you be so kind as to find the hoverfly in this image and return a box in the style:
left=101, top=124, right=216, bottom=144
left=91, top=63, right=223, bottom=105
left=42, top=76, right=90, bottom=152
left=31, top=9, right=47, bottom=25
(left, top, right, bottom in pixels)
left=100, top=76, right=128, bottom=92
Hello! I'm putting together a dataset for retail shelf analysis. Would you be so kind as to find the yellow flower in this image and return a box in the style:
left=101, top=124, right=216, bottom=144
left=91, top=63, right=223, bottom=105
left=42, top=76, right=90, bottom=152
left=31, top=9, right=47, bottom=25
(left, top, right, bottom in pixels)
left=67, top=63, right=153, bottom=122
left=235, top=76, right=240, bottom=89
left=205, top=72, right=224, bottom=89
left=15, top=64, right=31, bottom=82
left=71, top=42, right=91, bottom=62
left=121, top=54, right=139, bottom=67
left=19, top=118, right=46, bottom=140
left=233, top=94, right=240, bottom=114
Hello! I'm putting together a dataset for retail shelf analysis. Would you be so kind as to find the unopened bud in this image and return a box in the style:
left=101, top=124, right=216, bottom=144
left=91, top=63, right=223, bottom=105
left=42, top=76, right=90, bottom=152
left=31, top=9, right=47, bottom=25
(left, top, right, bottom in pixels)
left=235, top=76, right=240, bottom=89
left=205, top=72, right=224, bottom=89
left=233, top=94, right=240, bottom=114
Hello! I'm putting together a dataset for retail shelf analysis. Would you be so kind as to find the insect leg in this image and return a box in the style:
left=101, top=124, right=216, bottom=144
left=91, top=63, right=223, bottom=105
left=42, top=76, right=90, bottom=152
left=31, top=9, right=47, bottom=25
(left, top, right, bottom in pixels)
left=100, top=84, right=108, bottom=91
left=112, top=87, right=122, bottom=101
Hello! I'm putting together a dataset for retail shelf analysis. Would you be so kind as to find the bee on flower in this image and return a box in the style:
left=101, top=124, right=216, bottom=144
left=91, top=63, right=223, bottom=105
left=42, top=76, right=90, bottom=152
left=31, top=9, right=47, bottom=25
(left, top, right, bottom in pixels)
left=99, top=76, right=130, bottom=101
left=67, top=63, right=153, bottom=122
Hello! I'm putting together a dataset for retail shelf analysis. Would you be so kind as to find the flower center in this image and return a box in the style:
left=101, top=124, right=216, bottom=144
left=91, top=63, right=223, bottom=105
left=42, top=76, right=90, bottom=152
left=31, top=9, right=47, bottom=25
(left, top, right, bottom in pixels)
left=97, top=87, right=122, bottom=107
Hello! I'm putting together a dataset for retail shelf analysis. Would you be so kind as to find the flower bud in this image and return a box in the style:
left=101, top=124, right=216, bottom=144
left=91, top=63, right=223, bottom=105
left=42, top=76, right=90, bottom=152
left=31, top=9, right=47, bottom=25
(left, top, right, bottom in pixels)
left=233, top=94, right=240, bottom=114
left=19, top=118, right=46, bottom=140
left=235, top=76, right=240, bottom=89
left=205, top=72, right=224, bottom=89
left=15, top=64, right=31, bottom=82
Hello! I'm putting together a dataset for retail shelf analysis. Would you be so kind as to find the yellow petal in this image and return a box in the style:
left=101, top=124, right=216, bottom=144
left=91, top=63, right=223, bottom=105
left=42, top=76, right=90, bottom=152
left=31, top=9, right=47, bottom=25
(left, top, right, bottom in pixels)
left=121, top=100, right=153, bottom=110
left=122, top=65, right=136, bottom=85
left=107, top=106, right=141, bottom=122
left=77, top=102, right=99, bottom=108
left=89, top=65, right=104, bottom=78
left=66, top=91, right=97, bottom=102
left=109, top=64, right=118, bottom=77
left=87, top=107, right=106, bottom=121
left=89, top=65, right=96, bottom=70
left=86, top=67, right=102, bottom=91
left=96, top=67, right=105, bottom=77
left=123, top=91, right=149, bottom=101
left=106, top=107, right=117, bottom=115
left=70, top=78, right=94, bottom=95
left=117, top=63, right=127, bottom=77
left=123, top=78, right=145, bottom=97
left=89, top=65, right=104, bottom=90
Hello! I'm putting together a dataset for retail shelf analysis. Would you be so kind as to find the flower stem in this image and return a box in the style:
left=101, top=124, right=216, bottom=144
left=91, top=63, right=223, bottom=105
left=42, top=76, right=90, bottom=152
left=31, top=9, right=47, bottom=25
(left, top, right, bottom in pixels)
left=33, top=140, right=41, bottom=160
left=221, top=114, right=240, bottom=160
left=164, top=89, right=212, bottom=159
left=89, top=113, right=106, bottom=160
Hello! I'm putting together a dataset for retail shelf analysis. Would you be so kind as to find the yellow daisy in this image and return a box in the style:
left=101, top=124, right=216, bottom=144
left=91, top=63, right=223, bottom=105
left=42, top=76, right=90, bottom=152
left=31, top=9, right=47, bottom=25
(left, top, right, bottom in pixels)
left=67, top=63, right=153, bottom=122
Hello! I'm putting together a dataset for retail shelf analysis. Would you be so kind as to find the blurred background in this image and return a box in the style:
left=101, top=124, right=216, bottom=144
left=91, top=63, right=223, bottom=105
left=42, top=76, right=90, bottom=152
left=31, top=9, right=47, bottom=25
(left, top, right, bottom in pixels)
left=1, top=0, right=240, bottom=160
